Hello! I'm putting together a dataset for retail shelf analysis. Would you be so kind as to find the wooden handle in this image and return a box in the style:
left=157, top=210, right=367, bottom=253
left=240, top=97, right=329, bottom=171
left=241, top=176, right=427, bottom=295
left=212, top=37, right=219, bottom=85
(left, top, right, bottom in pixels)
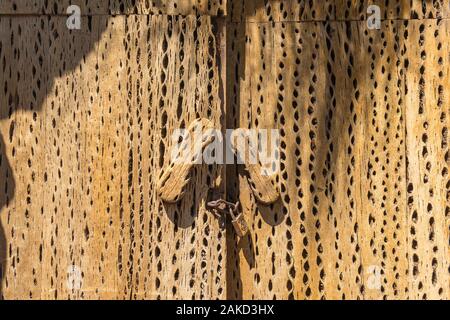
left=230, top=131, right=280, bottom=205
left=157, top=118, right=215, bottom=203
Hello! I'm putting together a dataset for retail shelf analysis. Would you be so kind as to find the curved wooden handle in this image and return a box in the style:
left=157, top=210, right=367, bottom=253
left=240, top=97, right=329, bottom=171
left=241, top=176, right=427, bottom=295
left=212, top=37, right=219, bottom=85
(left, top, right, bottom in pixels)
left=230, top=131, right=280, bottom=205
left=157, top=118, right=215, bottom=203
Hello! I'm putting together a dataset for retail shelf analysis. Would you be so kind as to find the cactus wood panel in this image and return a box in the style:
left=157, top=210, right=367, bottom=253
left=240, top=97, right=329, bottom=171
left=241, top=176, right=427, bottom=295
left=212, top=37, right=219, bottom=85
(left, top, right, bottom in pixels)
left=228, top=20, right=449, bottom=299
left=0, top=1, right=449, bottom=301
left=1, top=1, right=448, bottom=20
left=0, top=0, right=226, bottom=15
left=0, top=15, right=225, bottom=299
left=228, top=0, right=450, bottom=22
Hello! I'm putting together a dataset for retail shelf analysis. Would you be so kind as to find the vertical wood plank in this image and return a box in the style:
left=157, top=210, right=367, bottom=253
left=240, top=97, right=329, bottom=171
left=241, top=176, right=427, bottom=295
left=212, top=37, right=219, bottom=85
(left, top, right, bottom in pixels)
left=120, top=15, right=226, bottom=299
left=78, top=16, right=126, bottom=299
left=42, top=16, right=100, bottom=299
left=358, top=20, right=409, bottom=300
left=403, top=19, right=450, bottom=300
left=0, top=16, right=48, bottom=299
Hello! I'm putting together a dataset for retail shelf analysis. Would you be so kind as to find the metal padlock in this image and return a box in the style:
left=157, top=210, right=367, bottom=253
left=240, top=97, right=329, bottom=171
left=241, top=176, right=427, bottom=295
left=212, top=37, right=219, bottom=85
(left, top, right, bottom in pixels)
left=228, top=206, right=249, bottom=237
left=207, top=199, right=249, bottom=237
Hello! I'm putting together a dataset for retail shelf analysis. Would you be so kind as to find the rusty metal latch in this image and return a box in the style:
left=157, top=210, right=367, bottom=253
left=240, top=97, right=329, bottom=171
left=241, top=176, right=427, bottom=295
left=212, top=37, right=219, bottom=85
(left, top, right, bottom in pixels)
left=207, top=199, right=249, bottom=237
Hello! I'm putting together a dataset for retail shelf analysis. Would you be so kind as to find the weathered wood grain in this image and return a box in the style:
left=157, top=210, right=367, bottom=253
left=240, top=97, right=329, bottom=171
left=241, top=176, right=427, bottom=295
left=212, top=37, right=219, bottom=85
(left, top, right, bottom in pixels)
left=230, top=19, right=449, bottom=300
left=0, top=0, right=449, bottom=301
left=229, top=0, right=450, bottom=22
left=127, top=15, right=224, bottom=299
left=357, top=20, right=409, bottom=300
left=402, top=19, right=449, bottom=300
left=1, top=1, right=447, bottom=20
left=0, top=14, right=225, bottom=300
left=0, top=0, right=226, bottom=15
left=0, top=16, right=48, bottom=299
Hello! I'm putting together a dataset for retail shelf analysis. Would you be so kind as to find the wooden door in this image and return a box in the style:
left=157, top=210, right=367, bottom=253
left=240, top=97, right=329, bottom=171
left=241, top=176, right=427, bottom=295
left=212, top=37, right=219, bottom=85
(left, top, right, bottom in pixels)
left=0, top=2, right=226, bottom=299
left=229, top=1, right=450, bottom=300
left=0, top=0, right=449, bottom=300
